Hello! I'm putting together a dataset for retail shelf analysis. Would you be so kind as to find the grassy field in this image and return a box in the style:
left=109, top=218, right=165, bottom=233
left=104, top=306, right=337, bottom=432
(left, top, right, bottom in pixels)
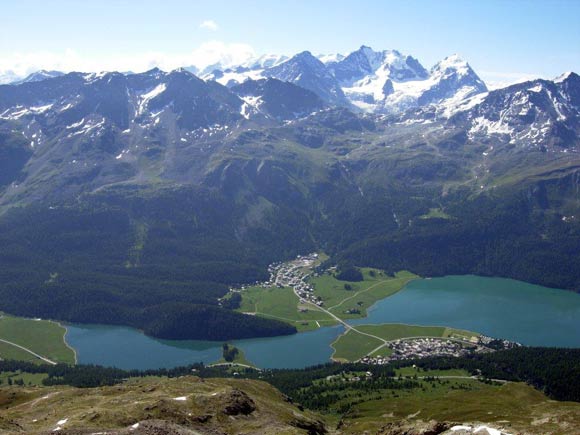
left=237, top=286, right=336, bottom=331
left=331, top=331, right=386, bottom=362
left=0, top=341, right=44, bottom=363
left=0, top=371, right=48, bottom=387
left=311, top=270, right=418, bottom=319
left=236, top=268, right=418, bottom=333
left=341, top=380, right=580, bottom=434
left=0, top=315, right=76, bottom=364
left=331, top=323, right=479, bottom=362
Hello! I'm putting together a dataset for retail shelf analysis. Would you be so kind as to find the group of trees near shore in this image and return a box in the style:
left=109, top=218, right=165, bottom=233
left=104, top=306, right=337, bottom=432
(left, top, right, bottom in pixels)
left=1, top=347, right=578, bottom=403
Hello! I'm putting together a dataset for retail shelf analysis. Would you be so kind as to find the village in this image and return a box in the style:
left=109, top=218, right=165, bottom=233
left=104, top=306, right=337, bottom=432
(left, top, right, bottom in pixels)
left=360, top=338, right=479, bottom=365
left=230, top=253, right=325, bottom=306
left=358, top=335, right=520, bottom=366
left=228, top=254, right=523, bottom=367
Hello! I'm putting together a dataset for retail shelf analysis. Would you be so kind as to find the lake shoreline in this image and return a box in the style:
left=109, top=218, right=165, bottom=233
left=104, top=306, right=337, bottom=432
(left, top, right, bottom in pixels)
left=64, top=275, right=580, bottom=370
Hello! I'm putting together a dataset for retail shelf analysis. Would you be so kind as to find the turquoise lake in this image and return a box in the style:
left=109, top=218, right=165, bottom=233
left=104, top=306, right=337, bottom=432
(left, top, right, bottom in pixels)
left=66, top=275, right=580, bottom=370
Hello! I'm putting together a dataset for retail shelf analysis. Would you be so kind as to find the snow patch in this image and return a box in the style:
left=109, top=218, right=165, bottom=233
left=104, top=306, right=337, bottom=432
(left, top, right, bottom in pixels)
left=66, top=118, right=85, bottom=129
left=138, top=83, right=166, bottom=115
left=317, top=53, right=345, bottom=64
left=469, top=116, right=513, bottom=137
left=240, top=96, right=262, bottom=119
left=209, top=69, right=263, bottom=86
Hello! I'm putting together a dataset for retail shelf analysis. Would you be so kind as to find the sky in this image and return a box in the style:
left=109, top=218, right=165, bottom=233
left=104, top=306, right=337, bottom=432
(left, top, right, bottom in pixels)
left=1, top=0, right=579, bottom=87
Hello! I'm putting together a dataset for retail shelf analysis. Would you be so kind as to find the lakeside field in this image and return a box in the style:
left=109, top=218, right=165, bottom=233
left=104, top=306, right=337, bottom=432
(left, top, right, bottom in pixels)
left=331, top=323, right=479, bottom=362
left=0, top=315, right=76, bottom=364
left=236, top=286, right=337, bottom=331
left=311, top=269, right=417, bottom=319
left=236, top=267, right=418, bottom=331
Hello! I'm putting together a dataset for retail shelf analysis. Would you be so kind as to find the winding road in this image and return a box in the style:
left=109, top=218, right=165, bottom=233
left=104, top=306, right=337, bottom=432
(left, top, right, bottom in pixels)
left=302, top=295, right=390, bottom=350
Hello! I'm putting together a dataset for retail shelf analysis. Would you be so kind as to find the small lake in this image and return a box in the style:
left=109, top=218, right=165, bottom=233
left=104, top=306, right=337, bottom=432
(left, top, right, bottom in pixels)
left=66, top=275, right=580, bottom=370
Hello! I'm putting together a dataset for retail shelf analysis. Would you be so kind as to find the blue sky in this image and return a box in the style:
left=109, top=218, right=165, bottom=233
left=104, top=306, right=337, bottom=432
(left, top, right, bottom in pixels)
left=1, top=0, right=578, bottom=86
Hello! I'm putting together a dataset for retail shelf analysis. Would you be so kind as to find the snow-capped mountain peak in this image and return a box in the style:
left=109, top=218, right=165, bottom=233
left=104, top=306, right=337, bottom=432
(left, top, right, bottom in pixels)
left=317, top=53, right=345, bottom=65
left=242, top=54, right=289, bottom=70
left=554, top=71, right=575, bottom=83
left=359, top=45, right=387, bottom=71
left=431, top=54, right=473, bottom=78
left=184, top=46, right=493, bottom=114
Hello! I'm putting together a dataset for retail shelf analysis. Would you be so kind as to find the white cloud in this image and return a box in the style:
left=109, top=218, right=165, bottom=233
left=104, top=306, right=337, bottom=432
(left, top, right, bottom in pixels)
left=199, top=20, right=219, bottom=31
left=0, top=41, right=256, bottom=81
left=189, top=41, right=255, bottom=69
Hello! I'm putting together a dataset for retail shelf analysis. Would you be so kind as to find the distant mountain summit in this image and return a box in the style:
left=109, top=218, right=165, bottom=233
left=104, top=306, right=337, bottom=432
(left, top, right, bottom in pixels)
left=264, top=51, right=348, bottom=105
left=328, top=45, right=428, bottom=85
left=15, top=70, right=65, bottom=84
left=0, top=45, right=494, bottom=114
left=197, top=45, right=488, bottom=114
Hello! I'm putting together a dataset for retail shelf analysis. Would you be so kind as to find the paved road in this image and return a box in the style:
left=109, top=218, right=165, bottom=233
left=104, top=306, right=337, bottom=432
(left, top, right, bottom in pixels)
left=0, top=338, right=57, bottom=365
left=301, top=295, right=389, bottom=346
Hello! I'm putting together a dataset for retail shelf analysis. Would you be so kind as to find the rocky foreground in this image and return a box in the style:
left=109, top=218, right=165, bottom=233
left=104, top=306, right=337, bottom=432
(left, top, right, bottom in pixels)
left=0, top=376, right=578, bottom=434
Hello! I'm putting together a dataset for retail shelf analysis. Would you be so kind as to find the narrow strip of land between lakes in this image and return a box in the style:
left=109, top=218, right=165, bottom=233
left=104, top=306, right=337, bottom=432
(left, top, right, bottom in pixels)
left=0, top=338, right=57, bottom=365
left=298, top=281, right=480, bottom=361
left=301, top=295, right=390, bottom=352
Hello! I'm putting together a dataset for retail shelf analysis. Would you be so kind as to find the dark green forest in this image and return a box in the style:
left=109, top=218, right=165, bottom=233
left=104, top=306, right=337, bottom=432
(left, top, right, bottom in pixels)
left=1, top=347, right=578, bottom=404
left=0, top=179, right=579, bottom=341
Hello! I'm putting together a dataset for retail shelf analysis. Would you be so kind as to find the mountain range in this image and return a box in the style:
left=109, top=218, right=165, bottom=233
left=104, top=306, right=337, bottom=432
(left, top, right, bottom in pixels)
left=0, top=45, right=578, bottom=341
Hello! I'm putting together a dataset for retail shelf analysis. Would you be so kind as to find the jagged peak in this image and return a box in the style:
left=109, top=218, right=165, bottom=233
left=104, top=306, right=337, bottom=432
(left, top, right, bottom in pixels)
left=167, top=67, right=200, bottom=79
left=554, top=71, right=578, bottom=83
left=143, top=67, right=165, bottom=75
left=280, top=51, right=327, bottom=70
left=292, top=50, right=317, bottom=60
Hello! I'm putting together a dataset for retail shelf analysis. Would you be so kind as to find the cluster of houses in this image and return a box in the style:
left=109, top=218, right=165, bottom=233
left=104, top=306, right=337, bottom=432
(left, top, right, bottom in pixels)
left=266, top=253, right=325, bottom=306
left=358, top=334, right=521, bottom=365
left=325, top=372, right=374, bottom=383
left=477, top=335, right=521, bottom=349
left=228, top=253, right=325, bottom=306
left=359, top=338, right=478, bottom=365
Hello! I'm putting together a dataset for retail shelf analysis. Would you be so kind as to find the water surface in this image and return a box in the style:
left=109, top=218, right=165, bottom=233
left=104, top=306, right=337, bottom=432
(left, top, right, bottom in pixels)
left=66, top=275, right=580, bottom=369
left=351, top=275, right=580, bottom=347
